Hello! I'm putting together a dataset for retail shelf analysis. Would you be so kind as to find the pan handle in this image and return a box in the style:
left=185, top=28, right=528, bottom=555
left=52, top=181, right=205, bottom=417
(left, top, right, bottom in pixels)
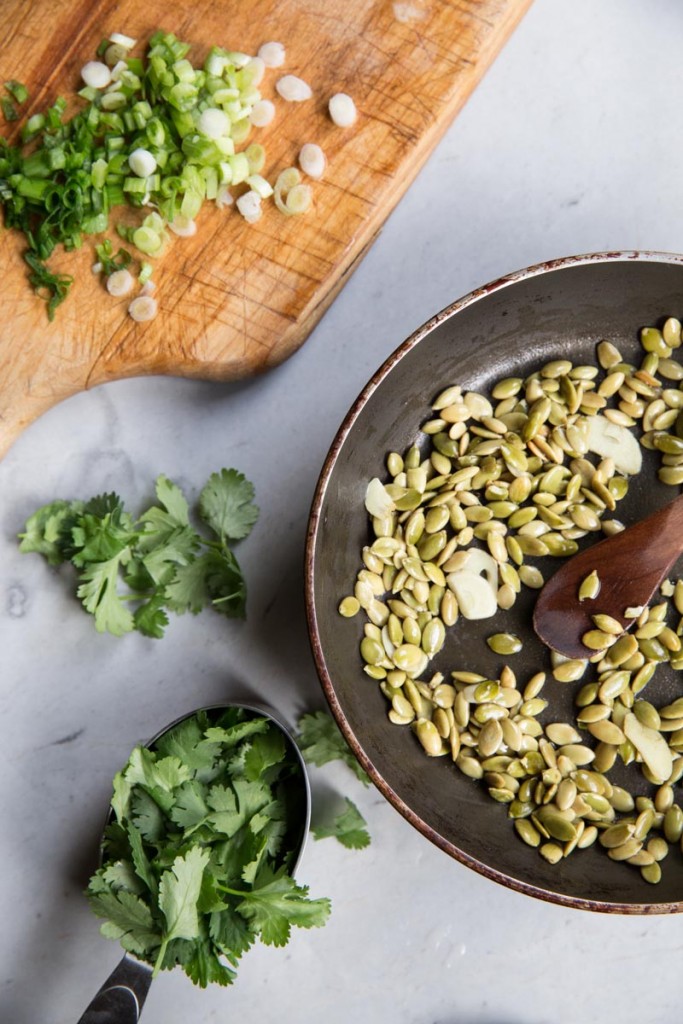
left=76, top=954, right=153, bottom=1023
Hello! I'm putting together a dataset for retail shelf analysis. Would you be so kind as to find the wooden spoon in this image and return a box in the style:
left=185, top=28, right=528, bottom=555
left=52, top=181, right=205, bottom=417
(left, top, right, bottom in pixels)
left=533, top=494, right=683, bottom=659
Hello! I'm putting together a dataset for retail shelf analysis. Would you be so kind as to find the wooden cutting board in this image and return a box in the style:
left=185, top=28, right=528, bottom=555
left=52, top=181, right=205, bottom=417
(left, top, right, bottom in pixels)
left=0, top=0, right=531, bottom=458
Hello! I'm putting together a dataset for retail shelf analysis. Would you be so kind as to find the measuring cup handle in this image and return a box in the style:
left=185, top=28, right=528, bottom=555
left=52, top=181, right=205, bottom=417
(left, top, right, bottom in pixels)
left=76, top=953, right=153, bottom=1023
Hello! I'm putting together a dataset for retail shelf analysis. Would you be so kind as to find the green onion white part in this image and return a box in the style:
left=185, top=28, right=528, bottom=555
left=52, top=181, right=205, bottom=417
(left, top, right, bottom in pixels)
left=197, top=107, right=230, bottom=139
left=236, top=190, right=262, bottom=222
left=109, top=32, right=136, bottom=49
left=276, top=74, right=312, bottom=101
left=299, top=143, right=326, bottom=179
left=128, top=147, right=157, bottom=178
left=167, top=214, right=197, bottom=237
left=216, top=184, right=234, bottom=208
left=245, top=56, right=266, bottom=86
left=80, top=61, right=112, bottom=89
left=249, top=99, right=276, bottom=127
left=128, top=295, right=158, bottom=321
left=258, top=41, right=286, bottom=67
left=106, top=268, right=134, bottom=296
left=329, top=92, right=357, bottom=126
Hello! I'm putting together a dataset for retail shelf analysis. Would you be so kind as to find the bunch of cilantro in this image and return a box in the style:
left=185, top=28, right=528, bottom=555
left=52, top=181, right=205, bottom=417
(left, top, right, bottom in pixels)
left=87, top=706, right=331, bottom=986
left=18, top=468, right=258, bottom=637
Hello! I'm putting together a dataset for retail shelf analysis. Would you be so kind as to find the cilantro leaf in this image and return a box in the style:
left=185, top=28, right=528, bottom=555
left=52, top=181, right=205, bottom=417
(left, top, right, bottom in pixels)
left=183, top=938, right=236, bottom=988
left=232, top=777, right=272, bottom=821
left=297, top=711, right=370, bottom=786
left=76, top=553, right=135, bottom=636
left=111, top=769, right=132, bottom=823
left=240, top=833, right=269, bottom=886
left=204, top=718, right=270, bottom=748
left=126, top=822, right=158, bottom=895
left=87, top=889, right=160, bottom=956
left=156, top=846, right=210, bottom=970
left=199, top=469, right=259, bottom=543
left=243, top=727, right=286, bottom=783
left=151, top=475, right=191, bottom=527
left=169, top=782, right=210, bottom=832
left=204, top=548, right=248, bottom=618
left=82, top=492, right=126, bottom=519
left=125, top=748, right=191, bottom=795
left=101, top=859, right=145, bottom=895
left=164, top=554, right=212, bottom=614
left=205, top=784, right=243, bottom=838
left=312, top=798, right=371, bottom=850
left=209, top=906, right=254, bottom=962
left=71, top=505, right=135, bottom=563
left=140, top=527, right=199, bottom=586
left=133, top=593, right=170, bottom=639
left=234, top=866, right=331, bottom=947
left=18, top=499, right=82, bottom=564
left=130, top=789, right=165, bottom=844
left=154, top=717, right=220, bottom=775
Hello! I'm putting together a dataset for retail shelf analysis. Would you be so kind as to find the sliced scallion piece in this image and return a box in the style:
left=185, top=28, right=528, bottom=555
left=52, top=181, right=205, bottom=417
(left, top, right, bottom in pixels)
left=5, top=79, right=28, bottom=103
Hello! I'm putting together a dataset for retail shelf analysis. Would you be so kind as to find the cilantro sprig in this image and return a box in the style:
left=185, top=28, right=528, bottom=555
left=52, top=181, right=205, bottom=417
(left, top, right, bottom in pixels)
left=297, top=711, right=371, bottom=787
left=18, top=468, right=258, bottom=637
left=87, top=707, right=330, bottom=986
left=311, top=798, right=371, bottom=850
left=297, top=712, right=372, bottom=849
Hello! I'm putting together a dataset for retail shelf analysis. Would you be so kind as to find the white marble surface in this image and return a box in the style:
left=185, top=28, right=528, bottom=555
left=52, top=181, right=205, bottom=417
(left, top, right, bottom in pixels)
left=4, top=2, right=683, bottom=1021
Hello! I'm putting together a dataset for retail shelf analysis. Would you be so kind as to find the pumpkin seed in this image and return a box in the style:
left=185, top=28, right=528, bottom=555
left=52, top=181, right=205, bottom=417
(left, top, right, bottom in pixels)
left=545, top=722, right=581, bottom=745
left=600, top=822, right=635, bottom=849
left=518, top=565, right=544, bottom=589
left=486, top=633, right=523, bottom=656
left=339, top=596, right=360, bottom=617
left=414, top=718, right=444, bottom=756
left=586, top=720, right=626, bottom=745
left=421, top=618, right=446, bottom=656
left=582, top=629, right=617, bottom=651
left=552, top=659, right=588, bottom=683
left=539, top=842, right=564, bottom=864
left=591, top=613, right=623, bottom=635
left=641, top=862, right=662, bottom=884
left=578, top=569, right=601, bottom=602
left=514, top=818, right=541, bottom=847
left=664, top=805, right=683, bottom=843
left=360, top=636, right=384, bottom=665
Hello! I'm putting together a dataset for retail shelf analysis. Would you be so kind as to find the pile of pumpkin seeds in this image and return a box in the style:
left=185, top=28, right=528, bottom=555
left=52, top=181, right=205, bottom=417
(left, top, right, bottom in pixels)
left=339, top=315, right=683, bottom=884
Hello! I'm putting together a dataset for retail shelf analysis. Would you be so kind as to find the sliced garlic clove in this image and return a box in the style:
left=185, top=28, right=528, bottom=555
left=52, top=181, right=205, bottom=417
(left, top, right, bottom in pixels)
left=364, top=478, right=395, bottom=519
left=623, top=712, right=672, bottom=783
left=447, top=569, right=497, bottom=620
left=585, top=415, right=642, bottom=475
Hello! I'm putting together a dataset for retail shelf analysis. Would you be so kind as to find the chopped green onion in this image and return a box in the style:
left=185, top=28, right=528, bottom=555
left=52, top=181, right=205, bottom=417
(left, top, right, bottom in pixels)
left=227, top=152, right=249, bottom=185
left=245, top=143, right=265, bottom=173
left=285, top=184, right=311, bottom=214
left=101, top=91, right=127, bottom=111
left=23, top=252, right=73, bottom=320
left=91, top=158, right=108, bottom=189
left=2, top=97, right=18, bottom=122
left=21, top=112, right=45, bottom=140
left=246, top=173, right=272, bottom=199
left=5, top=79, right=28, bottom=104
left=138, top=261, right=153, bottom=283
left=0, top=28, right=298, bottom=319
left=273, top=167, right=311, bottom=216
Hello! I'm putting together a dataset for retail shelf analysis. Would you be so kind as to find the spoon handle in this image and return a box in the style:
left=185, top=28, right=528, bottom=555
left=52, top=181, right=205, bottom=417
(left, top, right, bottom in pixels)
left=76, top=954, right=153, bottom=1024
